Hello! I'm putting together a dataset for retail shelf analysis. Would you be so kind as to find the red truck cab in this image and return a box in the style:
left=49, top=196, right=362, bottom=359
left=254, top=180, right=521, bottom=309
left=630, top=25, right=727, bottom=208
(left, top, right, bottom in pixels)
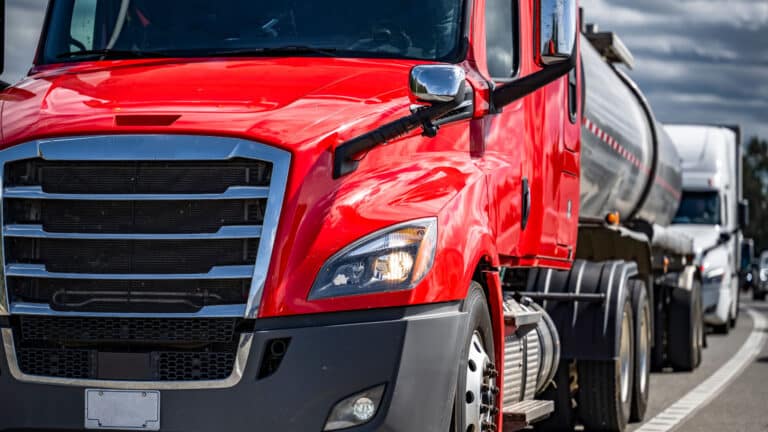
left=0, top=1, right=578, bottom=431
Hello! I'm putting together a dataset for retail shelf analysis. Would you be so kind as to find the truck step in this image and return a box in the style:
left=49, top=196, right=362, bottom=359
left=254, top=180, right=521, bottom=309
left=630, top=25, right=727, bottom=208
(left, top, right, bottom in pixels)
left=503, top=400, right=555, bottom=431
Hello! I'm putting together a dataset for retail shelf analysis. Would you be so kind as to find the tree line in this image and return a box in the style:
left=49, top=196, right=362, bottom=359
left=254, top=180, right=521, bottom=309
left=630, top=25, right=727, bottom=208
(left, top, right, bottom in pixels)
left=744, top=136, right=768, bottom=256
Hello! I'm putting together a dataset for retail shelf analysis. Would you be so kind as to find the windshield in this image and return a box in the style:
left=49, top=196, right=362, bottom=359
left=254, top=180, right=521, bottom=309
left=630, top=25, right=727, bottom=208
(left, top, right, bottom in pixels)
left=672, top=191, right=722, bottom=225
left=40, top=0, right=464, bottom=64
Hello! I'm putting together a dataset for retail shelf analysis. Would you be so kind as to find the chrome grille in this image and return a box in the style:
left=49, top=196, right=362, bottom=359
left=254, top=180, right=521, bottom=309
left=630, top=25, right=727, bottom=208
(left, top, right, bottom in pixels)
left=0, top=135, right=291, bottom=318
left=0, top=136, right=287, bottom=386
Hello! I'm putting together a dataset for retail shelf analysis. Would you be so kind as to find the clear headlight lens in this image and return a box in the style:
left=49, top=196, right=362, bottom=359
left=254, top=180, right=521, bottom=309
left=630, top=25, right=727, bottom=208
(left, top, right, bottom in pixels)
left=704, top=267, right=725, bottom=286
left=309, top=218, right=437, bottom=300
left=760, top=269, right=768, bottom=282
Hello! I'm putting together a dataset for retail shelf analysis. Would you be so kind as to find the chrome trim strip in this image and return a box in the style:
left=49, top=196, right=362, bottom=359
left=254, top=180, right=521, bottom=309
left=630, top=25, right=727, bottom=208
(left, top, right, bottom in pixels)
left=2, top=328, right=253, bottom=390
left=0, top=135, right=291, bottom=318
left=4, top=185, right=269, bottom=201
left=6, top=264, right=255, bottom=280
left=4, top=225, right=263, bottom=240
left=9, top=303, right=246, bottom=318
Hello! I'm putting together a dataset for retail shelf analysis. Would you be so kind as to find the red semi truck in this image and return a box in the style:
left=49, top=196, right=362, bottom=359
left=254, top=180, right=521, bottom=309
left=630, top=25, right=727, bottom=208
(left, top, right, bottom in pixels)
left=0, top=1, right=702, bottom=432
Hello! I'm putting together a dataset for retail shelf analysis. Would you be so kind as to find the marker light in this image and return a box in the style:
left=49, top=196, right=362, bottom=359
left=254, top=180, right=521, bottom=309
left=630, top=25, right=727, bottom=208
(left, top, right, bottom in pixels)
left=309, top=218, right=437, bottom=300
left=324, top=385, right=386, bottom=431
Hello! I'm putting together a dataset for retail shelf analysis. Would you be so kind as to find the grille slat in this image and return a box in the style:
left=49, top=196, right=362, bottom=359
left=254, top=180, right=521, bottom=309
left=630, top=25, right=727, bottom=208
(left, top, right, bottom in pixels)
left=10, top=278, right=250, bottom=313
left=6, top=263, right=254, bottom=280
left=19, top=317, right=238, bottom=344
left=4, top=224, right=263, bottom=240
left=5, top=199, right=266, bottom=234
left=4, top=185, right=269, bottom=200
left=5, top=159, right=272, bottom=193
left=7, top=238, right=259, bottom=274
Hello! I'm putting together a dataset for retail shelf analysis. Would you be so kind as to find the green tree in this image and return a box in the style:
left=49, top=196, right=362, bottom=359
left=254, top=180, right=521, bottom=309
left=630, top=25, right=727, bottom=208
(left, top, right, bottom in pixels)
left=744, top=136, right=768, bottom=254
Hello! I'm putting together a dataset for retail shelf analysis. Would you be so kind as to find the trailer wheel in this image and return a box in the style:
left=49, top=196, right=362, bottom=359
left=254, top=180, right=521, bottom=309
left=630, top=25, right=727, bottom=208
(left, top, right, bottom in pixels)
left=577, top=297, right=634, bottom=432
left=668, top=281, right=703, bottom=371
left=629, top=280, right=651, bottom=422
left=451, top=282, right=497, bottom=432
left=533, top=363, right=576, bottom=432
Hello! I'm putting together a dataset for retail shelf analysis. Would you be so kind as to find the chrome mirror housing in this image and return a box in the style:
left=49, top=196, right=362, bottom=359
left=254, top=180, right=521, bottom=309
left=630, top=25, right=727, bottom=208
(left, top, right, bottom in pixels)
left=409, top=65, right=467, bottom=104
left=538, top=0, right=578, bottom=65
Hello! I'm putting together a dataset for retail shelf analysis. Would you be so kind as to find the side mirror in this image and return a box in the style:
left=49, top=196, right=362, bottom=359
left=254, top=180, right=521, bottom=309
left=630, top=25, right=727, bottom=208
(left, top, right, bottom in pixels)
left=719, top=232, right=732, bottom=244
left=491, top=0, right=577, bottom=110
left=538, top=0, right=578, bottom=66
left=409, top=65, right=466, bottom=104
left=738, top=200, right=749, bottom=229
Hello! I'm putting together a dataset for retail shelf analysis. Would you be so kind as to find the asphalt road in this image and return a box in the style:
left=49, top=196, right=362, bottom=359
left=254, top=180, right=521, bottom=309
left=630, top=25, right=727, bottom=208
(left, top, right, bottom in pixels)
left=627, top=299, right=768, bottom=432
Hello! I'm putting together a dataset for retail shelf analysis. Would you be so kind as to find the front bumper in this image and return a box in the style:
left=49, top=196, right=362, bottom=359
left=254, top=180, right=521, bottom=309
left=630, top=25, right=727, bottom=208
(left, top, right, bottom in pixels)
left=0, top=303, right=465, bottom=432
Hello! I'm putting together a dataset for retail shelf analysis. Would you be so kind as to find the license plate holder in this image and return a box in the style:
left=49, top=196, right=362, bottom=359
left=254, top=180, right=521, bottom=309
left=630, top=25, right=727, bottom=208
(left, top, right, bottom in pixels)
left=85, top=389, right=160, bottom=431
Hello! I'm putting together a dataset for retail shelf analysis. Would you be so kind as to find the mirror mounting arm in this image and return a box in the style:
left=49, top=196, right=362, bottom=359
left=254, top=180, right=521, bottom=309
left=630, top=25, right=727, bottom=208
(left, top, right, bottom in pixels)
left=491, top=46, right=577, bottom=112
left=332, top=98, right=464, bottom=179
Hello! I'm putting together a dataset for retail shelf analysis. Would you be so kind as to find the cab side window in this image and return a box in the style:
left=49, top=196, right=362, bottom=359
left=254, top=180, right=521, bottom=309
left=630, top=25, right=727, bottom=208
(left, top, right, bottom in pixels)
left=486, top=0, right=516, bottom=79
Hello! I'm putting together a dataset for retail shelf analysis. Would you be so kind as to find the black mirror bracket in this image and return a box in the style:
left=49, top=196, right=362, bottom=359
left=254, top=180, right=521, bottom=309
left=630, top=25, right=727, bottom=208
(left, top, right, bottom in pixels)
left=491, top=46, right=577, bottom=112
left=333, top=97, right=466, bottom=179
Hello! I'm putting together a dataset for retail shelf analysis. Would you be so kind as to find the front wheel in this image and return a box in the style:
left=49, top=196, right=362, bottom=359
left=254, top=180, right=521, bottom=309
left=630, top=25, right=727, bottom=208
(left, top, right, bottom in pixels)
left=451, top=282, right=498, bottom=432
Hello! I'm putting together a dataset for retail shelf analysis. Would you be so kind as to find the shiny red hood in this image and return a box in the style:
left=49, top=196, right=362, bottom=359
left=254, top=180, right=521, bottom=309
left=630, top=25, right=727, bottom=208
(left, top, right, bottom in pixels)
left=0, top=57, right=422, bottom=150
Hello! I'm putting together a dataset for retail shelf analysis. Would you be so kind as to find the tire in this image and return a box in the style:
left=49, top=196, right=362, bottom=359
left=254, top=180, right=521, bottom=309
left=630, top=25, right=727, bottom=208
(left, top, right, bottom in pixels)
left=730, top=287, right=740, bottom=328
left=712, top=320, right=730, bottom=335
left=668, top=282, right=703, bottom=371
left=451, top=282, right=497, bottom=432
left=577, top=296, right=634, bottom=432
left=650, top=286, right=666, bottom=372
left=629, top=280, right=651, bottom=422
left=754, top=290, right=766, bottom=301
left=534, top=363, right=576, bottom=432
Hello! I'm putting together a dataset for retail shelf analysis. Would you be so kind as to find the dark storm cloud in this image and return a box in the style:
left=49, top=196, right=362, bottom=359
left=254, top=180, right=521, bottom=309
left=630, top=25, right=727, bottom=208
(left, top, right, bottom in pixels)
left=581, top=0, right=768, bottom=140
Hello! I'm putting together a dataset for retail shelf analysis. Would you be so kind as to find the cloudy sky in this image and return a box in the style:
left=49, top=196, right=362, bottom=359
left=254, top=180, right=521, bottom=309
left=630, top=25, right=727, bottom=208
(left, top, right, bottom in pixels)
left=581, top=0, right=768, bottom=140
left=2, top=0, right=767, bottom=139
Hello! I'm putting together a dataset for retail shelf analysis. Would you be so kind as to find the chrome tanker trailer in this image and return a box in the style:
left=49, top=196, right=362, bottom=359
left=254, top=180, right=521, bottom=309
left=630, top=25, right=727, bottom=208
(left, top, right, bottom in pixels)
left=501, top=26, right=701, bottom=432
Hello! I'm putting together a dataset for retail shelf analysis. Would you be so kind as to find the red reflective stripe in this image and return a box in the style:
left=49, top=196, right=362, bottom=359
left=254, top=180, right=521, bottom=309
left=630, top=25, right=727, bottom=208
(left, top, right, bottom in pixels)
left=583, top=116, right=681, bottom=199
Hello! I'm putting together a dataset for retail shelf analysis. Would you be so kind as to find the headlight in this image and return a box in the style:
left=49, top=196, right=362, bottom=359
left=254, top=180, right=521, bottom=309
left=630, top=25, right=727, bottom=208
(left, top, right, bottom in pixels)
left=704, top=267, right=725, bottom=285
left=760, top=269, right=768, bottom=282
left=309, top=218, right=437, bottom=300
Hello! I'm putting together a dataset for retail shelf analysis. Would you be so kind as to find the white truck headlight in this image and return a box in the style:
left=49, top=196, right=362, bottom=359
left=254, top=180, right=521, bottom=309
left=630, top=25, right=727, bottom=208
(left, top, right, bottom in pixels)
left=704, top=267, right=725, bottom=286
left=309, top=218, right=437, bottom=300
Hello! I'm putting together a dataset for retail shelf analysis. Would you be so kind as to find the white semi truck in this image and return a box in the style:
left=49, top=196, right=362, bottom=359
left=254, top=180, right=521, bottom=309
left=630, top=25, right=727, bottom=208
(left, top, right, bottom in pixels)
left=666, top=124, right=748, bottom=334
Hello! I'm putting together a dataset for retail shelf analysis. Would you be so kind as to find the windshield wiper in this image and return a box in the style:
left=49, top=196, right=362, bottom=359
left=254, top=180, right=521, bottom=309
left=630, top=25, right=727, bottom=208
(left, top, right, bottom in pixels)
left=56, top=49, right=171, bottom=60
left=208, top=46, right=338, bottom=57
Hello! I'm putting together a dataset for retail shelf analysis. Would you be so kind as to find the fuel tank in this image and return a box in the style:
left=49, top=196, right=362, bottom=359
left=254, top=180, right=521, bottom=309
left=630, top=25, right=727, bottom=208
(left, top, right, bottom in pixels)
left=579, top=34, right=682, bottom=226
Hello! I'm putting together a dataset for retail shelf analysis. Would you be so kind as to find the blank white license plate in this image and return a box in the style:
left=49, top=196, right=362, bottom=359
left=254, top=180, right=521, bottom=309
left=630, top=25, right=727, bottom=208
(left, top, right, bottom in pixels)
left=85, top=389, right=160, bottom=431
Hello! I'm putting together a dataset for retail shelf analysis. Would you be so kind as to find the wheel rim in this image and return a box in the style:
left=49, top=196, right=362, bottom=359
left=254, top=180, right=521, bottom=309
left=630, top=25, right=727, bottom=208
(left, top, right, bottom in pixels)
left=620, top=309, right=632, bottom=403
left=464, top=332, right=497, bottom=432
left=638, top=303, right=650, bottom=394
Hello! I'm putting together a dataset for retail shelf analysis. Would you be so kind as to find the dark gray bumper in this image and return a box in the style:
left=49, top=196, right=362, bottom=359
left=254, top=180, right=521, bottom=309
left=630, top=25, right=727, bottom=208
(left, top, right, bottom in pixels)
left=0, top=304, right=465, bottom=432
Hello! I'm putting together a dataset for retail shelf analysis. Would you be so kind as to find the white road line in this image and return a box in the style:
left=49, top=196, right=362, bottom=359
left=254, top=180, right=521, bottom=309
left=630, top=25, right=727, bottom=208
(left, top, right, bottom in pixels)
left=635, top=308, right=767, bottom=432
